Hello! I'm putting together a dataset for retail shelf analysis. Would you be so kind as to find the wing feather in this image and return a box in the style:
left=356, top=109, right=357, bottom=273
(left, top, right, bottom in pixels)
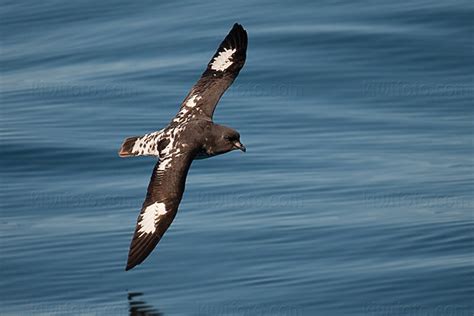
left=176, top=23, right=248, bottom=120
left=125, top=153, right=193, bottom=271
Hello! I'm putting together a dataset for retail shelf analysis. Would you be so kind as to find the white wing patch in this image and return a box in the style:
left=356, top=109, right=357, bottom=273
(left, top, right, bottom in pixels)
left=185, top=95, right=202, bottom=108
left=174, top=94, right=202, bottom=122
left=138, top=202, right=168, bottom=236
left=210, top=48, right=236, bottom=71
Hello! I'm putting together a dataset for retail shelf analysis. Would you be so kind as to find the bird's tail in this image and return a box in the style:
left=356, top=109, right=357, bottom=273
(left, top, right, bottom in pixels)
left=118, top=132, right=161, bottom=157
left=118, top=136, right=140, bottom=157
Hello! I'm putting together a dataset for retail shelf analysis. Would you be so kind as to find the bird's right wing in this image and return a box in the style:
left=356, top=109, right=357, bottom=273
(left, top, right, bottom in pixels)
left=175, top=23, right=248, bottom=121
left=126, top=150, right=194, bottom=271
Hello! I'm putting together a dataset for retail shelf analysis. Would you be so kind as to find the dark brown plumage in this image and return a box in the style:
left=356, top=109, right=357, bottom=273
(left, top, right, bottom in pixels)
left=121, top=23, right=248, bottom=271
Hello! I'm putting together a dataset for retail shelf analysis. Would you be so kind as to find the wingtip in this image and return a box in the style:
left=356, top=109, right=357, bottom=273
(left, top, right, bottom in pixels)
left=126, top=253, right=139, bottom=271
left=224, top=23, right=248, bottom=52
left=125, top=261, right=136, bottom=271
left=231, top=23, right=246, bottom=34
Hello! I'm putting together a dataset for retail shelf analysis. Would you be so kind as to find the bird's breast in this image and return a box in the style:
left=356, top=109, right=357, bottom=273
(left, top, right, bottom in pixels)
left=195, top=147, right=215, bottom=160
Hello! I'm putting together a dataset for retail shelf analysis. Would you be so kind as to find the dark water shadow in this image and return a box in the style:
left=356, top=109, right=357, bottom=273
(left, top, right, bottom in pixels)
left=128, top=292, right=163, bottom=316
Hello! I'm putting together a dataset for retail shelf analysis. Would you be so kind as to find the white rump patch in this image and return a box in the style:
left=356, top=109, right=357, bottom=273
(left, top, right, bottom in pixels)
left=131, top=131, right=161, bottom=156
left=138, top=202, right=168, bottom=235
left=210, top=48, right=236, bottom=71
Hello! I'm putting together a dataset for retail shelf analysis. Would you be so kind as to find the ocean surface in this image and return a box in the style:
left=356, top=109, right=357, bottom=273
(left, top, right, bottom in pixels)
left=1, top=1, right=473, bottom=315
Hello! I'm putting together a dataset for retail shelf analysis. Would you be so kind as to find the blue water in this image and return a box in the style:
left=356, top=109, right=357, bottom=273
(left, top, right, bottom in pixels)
left=1, top=1, right=473, bottom=315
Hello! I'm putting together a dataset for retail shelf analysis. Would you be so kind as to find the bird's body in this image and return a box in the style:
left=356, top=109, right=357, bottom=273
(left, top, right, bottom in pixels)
left=119, top=24, right=248, bottom=271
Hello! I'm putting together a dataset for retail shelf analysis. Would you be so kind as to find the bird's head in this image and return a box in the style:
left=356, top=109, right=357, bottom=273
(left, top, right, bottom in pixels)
left=210, top=125, right=246, bottom=155
left=223, top=129, right=246, bottom=153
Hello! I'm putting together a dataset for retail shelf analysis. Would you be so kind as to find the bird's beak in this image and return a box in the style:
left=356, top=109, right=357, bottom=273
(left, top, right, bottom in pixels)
left=233, top=141, right=246, bottom=152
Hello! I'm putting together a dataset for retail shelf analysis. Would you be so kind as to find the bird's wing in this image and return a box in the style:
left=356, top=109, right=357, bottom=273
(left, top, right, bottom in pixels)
left=176, top=23, right=247, bottom=121
left=126, top=151, right=194, bottom=271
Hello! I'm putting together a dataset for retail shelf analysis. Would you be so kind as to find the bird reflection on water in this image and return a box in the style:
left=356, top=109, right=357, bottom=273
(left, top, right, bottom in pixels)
left=128, top=292, right=162, bottom=316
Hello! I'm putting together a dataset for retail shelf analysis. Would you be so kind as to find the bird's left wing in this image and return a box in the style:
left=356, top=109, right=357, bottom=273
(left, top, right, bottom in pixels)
left=176, top=23, right=247, bottom=121
left=126, top=151, right=194, bottom=271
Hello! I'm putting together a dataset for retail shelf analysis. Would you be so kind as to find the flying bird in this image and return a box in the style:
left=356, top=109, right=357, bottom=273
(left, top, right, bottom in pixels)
left=119, top=23, right=248, bottom=271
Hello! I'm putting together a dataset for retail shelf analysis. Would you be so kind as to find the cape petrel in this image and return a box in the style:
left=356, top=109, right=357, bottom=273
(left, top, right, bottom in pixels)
left=119, top=23, right=248, bottom=271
